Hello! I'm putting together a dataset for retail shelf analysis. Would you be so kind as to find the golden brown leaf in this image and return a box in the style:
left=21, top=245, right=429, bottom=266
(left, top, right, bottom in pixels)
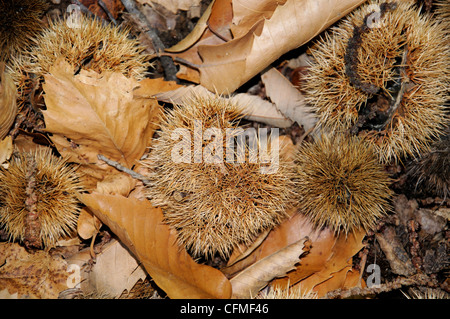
left=66, top=239, right=147, bottom=297
left=77, top=207, right=102, bottom=240
left=230, top=238, right=309, bottom=299
left=0, top=242, right=69, bottom=299
left=43, top=59, right=159, bottom=169
left=138, top=0, right=202, bottom=14
left=80, top=192, right=232, bottom=299
left=223, top=210, right=365, bottom=297
left=0, top=136, right=13, bottom=168
left=0, top=63, right=17, bottom=140
left=171, top=0, right=366, bottom=93
left=42, top=59, right=167, bottom=193
left=261, top=67, right=317, bottom=131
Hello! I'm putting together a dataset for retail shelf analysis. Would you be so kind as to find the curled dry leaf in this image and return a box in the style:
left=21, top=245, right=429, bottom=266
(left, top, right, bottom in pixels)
left=0, top=63, right=17, bottom=140
left=80, top=192, right=232, bottom=299
left=230, top=237, right=310, bottom=299
left=223, top=210, right=366, bottom=297
left=169, top=0, right=366, bottom=93
left=0, top=242, right=69, bottom=299
left=261, top=67, right=317, bottom=131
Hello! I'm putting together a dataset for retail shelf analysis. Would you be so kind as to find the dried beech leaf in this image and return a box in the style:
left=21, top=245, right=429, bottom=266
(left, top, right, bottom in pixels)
left=223, top=210, right=365, bottom=297
left=208, top=0, right=233, bottom=40
left=231, top=0, right=288, bottom=38
left=261, top=67, right=317, bottom=131
left=138, top=0, right=202, bottom=14
left=42, top=59, right=162, bottom=188
left=0, top=63, right=17, bottom=140
left=303, top=267, right=364, bottom=298
left=0, top=136, right=13, bottom=168
left=230, top=238, right=309, bottom=299
left=67, top=239, right=147, bottom=297
left=0, top=289, right=18, bottom=299
left=0, top=242, right=69, bottom=299
left=271, top=223, right=366, bottom=296
left=222, top=210, right=332, bottom=277
left=195, top=0, right=366, bottom=93
left=77, top=207, right=102, bottom=240
left=80, top=192, right=232, bottom=299
left=95, top=172, right=136, bottom=196
left=227, top=228, right=272, bottom=267
left=231, top=93, right=293, bottom=128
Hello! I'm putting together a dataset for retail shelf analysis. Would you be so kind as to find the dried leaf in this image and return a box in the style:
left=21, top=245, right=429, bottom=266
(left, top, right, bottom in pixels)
left=230, top=0, right=288, bottom=38
left=80, top=192, right=232, bottom=299
left=0, top=242, right=69, bottom=299
left=208, top=0, right=233, bottom=40
left=271, top=223, right=366, bottom=296
left=0, top=289, right=18, bottom=299
left=42, top=59, right=163, bottom=192
left=230, top=237, right=309, bottom=299
left=0, top=63, right=17, bottom=140
left=232, top=92, right=293, bottom=128
left=0, top=136, right=13, bottom=168
left=186, top=0, right=366, bottom=93
left=223, top=210, right=366, bottom=297
left=95, top=172, right=136, bottom=196
left=138, top=0, right=202, bottom=13
left=67, top=239, right=147, bottom=297
left=294, top=265, right=361, bottom=297
left=261, top=67, right=317, bottom=131
left=77, top=207, right=102, bottom=240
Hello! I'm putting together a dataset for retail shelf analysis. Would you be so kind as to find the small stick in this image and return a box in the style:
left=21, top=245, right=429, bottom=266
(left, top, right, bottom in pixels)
left=97, top=0, right=118, bottom=25
left=322, top=273, right=436, bottom=299
left=120, top=0, right=179, bottom=82
left=97, top=154, right=150, bottom=184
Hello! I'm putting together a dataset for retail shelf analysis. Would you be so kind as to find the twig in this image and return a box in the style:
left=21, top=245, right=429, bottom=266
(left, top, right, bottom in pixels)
left=120, top=0, right=179, bottom=82
left=97, top=154, right=150, bottom=184
left=321, top=273, right=436, bottom=299
left=97, top=0, right=118, bottom=25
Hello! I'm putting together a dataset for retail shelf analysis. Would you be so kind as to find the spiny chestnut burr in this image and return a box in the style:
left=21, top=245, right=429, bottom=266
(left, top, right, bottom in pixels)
left=0, top=0, right=48, bottom=61
left=406, top=127, right=450, bottom=199
left=303, top=0, right=449, bottom=163
left=293, top=133, right=393, bottom=234
left=8, top=13, right=152, bottom=108
left=143, top=95, right=296, bottom=259
left=0, top=148, right=83, bottom=248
